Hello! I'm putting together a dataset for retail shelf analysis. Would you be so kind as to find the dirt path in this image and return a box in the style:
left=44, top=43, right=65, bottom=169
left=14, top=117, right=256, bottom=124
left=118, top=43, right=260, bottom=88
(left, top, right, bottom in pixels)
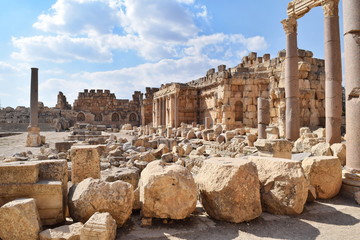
left=118, top=197, right=360, bottom=240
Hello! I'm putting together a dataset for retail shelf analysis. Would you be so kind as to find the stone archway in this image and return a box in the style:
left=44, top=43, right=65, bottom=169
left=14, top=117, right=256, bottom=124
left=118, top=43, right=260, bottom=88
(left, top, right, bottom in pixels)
left=234, top=101, right=243, bottom=122
left=111, top=113, right=120, bottom=122
left=129, top=113, right=137, bottom=122
left=76, top=112, right=85, bottom=122
left=94, top=113, right=102, bottom=122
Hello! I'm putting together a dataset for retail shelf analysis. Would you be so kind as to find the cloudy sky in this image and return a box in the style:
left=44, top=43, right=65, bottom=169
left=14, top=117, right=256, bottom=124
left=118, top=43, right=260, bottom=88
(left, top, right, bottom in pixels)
left=0, top=0, right=344, bottom=108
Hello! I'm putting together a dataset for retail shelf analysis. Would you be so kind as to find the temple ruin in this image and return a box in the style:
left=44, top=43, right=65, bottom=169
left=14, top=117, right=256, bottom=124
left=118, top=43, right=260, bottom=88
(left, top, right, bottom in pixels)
left=0, top=0, right=359, bottom=239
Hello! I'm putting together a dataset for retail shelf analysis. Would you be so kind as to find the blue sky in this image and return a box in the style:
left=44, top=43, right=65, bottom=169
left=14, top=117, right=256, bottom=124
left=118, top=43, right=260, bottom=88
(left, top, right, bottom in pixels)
left=0, top=0, right=344, bottom=108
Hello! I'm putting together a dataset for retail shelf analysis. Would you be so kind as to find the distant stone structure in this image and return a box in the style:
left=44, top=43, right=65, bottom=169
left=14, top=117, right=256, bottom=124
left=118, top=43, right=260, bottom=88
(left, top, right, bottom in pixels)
left=0, top=50, right=330, bottom=136
left=152, top=50, right=326, bottom=136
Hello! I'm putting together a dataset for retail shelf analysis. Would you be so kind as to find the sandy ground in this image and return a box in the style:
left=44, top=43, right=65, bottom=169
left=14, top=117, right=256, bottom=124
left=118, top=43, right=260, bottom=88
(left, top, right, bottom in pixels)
left=0, top=132, right=359, bottom=240
left=0, top=131, right=134, bottom=157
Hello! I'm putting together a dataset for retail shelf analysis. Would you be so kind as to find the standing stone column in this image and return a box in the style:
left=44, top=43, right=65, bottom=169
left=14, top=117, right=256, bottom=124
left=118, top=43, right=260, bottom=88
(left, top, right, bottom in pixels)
left=282, top=17, right=300, bottom=141
left=205, top=117, right=211, bottom=129
left=343, top=0, right=360, bottom=171
left=257, top=97, right=270, bottom=139
left=323, top=0, right=342, bottom=144
left=26, top=68, right=41, bottom=147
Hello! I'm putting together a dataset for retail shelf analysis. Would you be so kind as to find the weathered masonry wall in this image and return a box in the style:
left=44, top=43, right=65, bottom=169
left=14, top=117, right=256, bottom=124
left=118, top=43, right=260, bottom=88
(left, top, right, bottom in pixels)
left=152, top=49, right=326, bottom=134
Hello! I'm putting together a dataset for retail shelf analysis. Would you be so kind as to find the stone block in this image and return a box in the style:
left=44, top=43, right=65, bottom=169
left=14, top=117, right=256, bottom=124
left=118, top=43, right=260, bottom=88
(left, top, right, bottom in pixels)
left=0, top=180, right=64, bottom=225
left=195, top=158, right=262, bottom=223
left=139, top=160, right=197, bottom=219
left=81, top=212, right=116, bottom=240
left=70, top=145, right=101, bottom=184
left=55, top=141, right=76, bottom=153
left=330, top=143, right=346, bottom=166
left=0, top=161, right=39, bottom=184
left=39, top=222, right=83, bottom=240
left=0, top=198, right=41, bottom=240
left=302, top=156, right=342, bottom=199
left=254, top=139, right=293, bottom=159
left=68, top=178, right=133, bottom=226
left=311, top=142, right=332, bottom=156
left=249, top=156, right=308, bottom=215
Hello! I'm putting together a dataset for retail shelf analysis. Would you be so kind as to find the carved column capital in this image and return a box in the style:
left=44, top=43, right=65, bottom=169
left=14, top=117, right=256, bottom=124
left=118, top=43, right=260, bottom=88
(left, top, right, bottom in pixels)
left=281, top=17, right=297, bottom=35
left=322, top=0, right=339, bottom=17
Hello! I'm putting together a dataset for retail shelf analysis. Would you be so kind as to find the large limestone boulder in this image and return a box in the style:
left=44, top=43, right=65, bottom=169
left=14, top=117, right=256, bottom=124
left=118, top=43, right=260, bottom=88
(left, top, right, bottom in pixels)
left=39, top=222, right=83, bottom=240
left=0, top=198, right=41, bottom=240
left=293, top=135, right=320, bottom=153
left=152, top=143, right=170, bottom=158
left=302, top=156, right=342, bottom=199
left=195, top=158, right=262, bottom=223
left=330, top=143, right=346, bottom=166
left=68, top=178, right=134, bottom=226
left=103, top=167, right=140, bottom=189
left=249, top=156, right=308, bottom=215
left=311, top=142, right=332, bottom=156
left=81, top=212, right=116, bottom=240
left=139, top=160, right=197, bottom=219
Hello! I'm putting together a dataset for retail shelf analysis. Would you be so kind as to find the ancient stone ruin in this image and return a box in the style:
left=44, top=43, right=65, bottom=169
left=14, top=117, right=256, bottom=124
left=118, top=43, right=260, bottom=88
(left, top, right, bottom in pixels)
left=0, top=0, right=359, bottom=239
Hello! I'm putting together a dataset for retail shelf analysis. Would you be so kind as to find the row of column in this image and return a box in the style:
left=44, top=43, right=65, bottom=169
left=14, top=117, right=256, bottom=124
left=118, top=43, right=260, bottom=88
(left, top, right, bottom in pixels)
left=282, top=0, right=342, bottom=144
left=282, top=0, right=360, bottom=172
left=153, top=94, right=179, bottom=128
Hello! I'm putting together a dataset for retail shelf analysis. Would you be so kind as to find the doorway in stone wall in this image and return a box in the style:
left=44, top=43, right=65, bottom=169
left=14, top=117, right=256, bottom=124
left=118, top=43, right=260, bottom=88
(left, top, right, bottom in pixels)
left=77, top=112, right=85, bottom=122
left=235, top=101, right=243, bottom=122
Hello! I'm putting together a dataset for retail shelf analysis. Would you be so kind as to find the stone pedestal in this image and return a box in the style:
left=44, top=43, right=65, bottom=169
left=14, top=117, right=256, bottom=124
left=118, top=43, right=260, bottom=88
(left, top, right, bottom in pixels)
left=26, top=127, right=41, bottom=147
left=323, top=0, right=342, bottom=144
left=282, top=17, right=300, bottom=141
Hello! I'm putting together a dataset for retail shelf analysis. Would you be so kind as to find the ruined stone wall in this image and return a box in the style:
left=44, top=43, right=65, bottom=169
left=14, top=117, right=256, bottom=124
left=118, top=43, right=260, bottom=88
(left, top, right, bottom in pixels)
left=151, top=49, right=326, bottom=133
left=72, top=89, right=141, bottom=126
left=0, top=105, right=60, bottom=131
left=0, top=89, right=144, bottom=131
left=141, top=87, right=159, bottom=126
left=55, top=92, right=71, bottom=110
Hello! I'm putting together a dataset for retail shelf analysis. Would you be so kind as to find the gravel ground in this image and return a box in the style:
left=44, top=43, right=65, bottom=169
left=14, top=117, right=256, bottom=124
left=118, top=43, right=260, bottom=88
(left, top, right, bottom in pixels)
left=0, top=131, right=359, bottom=240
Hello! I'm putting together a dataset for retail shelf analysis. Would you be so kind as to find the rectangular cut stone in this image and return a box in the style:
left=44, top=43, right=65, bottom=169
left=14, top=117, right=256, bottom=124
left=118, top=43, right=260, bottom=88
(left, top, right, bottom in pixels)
left=34, top=160, right=68, bottom=220
left=0, top=162, right=39, bottom=184
left=55, top=141, right=76, bottom=153
left=254, top=139, right=293, bottom=159
left=70, top=145, right=101, bottom=184
left=0, top=180, right=64, bottom=225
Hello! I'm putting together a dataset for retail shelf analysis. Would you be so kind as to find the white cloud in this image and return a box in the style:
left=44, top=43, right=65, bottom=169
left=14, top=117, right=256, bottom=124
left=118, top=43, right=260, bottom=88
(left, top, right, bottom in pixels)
left=33, top=0, right=121, bottom=36
left=119, top=0, right=199, bottom=43
left=4, top=0, right=270, bottom=108
left=11, top=35, right=112, bottom=63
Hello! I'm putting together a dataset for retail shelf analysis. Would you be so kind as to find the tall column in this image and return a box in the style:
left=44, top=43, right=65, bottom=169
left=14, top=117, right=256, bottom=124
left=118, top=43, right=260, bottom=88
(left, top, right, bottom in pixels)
left=162, top=97, right=166, bottom=126
left=323, top=0, right=342, bottom=144
left=257, top=97, right=270, bottom=139
left=343, top=0, right=360, bottom=171
left=175, top=93, right=178, bottom=127
left=282, top=17, right=300, bottom=141
left=26, top=68, right=41, bottom=147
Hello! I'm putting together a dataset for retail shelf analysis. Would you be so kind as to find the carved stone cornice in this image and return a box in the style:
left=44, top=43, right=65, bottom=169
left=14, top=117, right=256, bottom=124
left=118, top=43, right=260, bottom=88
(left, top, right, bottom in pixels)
left=281, top=17, right=297, bottom=35
left=321, top=0, right=339, bottom=17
